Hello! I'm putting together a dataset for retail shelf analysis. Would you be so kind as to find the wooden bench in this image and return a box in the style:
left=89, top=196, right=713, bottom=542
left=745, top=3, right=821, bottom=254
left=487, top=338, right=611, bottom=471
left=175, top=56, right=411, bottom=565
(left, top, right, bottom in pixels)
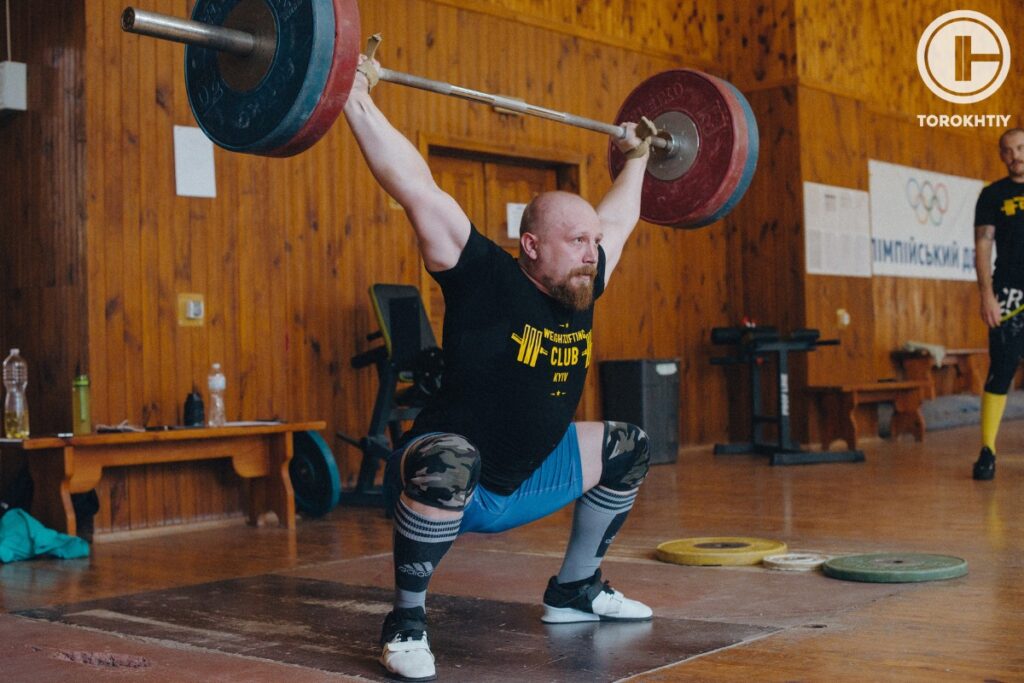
left=808, top=381, right=928, bottom=450
left=892, top=347, right=988, bottom=399
left=0, top=421, right=325, bottom=537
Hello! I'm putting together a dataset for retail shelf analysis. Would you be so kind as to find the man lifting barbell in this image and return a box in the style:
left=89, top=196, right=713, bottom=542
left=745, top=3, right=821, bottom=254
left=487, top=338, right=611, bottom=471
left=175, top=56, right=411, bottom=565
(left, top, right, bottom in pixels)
left=118, top=2, right=761, bottom=679
left=345, top=51, right=655, bottom=681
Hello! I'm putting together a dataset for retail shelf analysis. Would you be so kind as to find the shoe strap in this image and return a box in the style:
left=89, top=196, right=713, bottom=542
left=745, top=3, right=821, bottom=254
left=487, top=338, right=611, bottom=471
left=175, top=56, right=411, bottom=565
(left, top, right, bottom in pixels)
left=385, top=634, right=430, bottom=652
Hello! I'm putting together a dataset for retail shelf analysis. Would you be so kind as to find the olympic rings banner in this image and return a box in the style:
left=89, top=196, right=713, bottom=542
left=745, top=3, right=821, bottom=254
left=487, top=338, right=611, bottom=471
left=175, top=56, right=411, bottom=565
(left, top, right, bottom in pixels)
left=868, top=160, right=983, bottom=281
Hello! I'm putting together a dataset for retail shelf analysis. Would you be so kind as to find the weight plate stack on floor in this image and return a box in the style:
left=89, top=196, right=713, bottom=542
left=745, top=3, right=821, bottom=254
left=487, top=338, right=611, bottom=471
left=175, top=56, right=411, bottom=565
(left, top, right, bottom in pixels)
left=656, top=537, right=787, bottom=566
left=822, top=553, right=968, bottom=583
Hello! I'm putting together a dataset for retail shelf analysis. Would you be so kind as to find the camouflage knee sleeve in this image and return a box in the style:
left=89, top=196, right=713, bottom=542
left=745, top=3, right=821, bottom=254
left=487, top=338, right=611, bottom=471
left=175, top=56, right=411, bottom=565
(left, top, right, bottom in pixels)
left=599, top=422, right=650, bottom=491
left=401, top=433, right=481, bottom=511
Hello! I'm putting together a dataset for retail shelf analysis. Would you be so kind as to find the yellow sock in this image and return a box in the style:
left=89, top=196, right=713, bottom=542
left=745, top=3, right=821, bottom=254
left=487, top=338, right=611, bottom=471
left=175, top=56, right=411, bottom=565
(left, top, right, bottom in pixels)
left=981, top=392, right=1008, bottom=452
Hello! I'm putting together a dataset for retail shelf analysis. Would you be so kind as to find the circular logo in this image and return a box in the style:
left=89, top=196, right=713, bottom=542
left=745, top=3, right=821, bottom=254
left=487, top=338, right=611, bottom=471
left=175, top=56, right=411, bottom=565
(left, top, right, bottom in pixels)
left=917, top=10, right=1010, bottom=104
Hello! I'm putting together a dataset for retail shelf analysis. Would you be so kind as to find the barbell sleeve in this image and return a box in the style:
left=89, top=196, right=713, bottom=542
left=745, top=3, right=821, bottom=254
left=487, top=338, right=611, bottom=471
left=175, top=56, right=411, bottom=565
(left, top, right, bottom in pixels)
left=121, top=8, right=255, bottom=57
left=119, top=7, right=670, bottom=149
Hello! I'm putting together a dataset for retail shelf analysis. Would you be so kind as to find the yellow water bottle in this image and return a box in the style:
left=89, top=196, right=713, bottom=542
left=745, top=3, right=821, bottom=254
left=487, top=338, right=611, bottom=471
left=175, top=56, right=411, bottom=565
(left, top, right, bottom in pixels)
left=72, top=374, right=92, bottom=436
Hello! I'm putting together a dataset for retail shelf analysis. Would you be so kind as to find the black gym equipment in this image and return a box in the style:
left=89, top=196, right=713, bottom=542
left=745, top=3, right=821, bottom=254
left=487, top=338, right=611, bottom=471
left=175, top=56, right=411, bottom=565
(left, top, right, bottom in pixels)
left=710, top=326, right=864, bottom=465
left=336, top=284, right=442, bottom=506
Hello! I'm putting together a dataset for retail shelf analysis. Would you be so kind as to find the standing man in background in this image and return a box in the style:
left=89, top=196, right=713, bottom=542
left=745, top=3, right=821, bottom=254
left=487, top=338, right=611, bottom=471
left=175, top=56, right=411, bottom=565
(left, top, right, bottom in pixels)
left=972, top=127, right=1024, bottom=480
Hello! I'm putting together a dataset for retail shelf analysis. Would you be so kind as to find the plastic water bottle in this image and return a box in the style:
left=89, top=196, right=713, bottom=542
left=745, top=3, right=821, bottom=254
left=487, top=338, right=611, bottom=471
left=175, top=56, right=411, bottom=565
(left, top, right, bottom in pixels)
left=3, top=349, right=30, bottom=439
left=207, top=362, right=226, bottom=427
left=72, top=373, right=92, bottom=436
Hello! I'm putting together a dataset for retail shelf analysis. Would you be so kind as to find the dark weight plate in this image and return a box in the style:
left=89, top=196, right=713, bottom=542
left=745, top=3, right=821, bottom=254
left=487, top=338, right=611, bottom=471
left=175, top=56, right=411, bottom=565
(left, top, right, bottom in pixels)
left=290, top=429, right=341, bottom=518
left=186, top=0, right=337, bottom=154
left=267, top=0, right=360, bottom=157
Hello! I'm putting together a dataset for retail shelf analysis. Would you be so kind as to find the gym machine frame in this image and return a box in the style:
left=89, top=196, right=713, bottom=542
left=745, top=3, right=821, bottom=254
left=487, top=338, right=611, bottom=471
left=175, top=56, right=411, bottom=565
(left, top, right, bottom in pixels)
left=710, top=327, right=864, bottom=465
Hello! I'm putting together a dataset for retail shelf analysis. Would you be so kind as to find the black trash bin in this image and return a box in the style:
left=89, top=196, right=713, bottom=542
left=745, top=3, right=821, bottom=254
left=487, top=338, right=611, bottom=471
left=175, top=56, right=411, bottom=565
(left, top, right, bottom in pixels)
left=599, top=359, right=680, bottom=465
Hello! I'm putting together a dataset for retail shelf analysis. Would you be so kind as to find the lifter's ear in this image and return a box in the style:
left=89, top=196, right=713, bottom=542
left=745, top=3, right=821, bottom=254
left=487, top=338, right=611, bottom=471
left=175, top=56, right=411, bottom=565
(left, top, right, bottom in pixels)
left=520, top=232, right=540, bottom=261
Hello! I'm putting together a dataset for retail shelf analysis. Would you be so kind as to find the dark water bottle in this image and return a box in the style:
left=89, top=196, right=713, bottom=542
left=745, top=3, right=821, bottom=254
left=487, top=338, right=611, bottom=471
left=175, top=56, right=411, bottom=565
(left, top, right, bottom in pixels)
left=183, top=389, right=205, bottom=427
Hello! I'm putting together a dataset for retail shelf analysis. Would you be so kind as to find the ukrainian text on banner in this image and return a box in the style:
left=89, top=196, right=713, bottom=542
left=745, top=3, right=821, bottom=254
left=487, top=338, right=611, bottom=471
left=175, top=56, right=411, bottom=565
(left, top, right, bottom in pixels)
left=868, top=160, right=983, bottom=281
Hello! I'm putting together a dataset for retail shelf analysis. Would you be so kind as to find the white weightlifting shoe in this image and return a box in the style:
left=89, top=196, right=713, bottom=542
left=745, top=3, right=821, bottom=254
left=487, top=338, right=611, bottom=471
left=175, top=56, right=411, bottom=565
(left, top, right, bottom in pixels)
left=379, top=607, right=436, bottom=681
left=541, top=569, right=653, bottom=623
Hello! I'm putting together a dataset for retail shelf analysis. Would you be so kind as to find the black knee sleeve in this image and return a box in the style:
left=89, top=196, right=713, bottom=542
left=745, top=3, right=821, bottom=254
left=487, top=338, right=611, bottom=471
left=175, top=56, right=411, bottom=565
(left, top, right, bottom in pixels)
left=400, top=434, right=481, bottom=511
left=985, top=314, right=1024, bottom=395
left=599, top=421, right=650, bottom=491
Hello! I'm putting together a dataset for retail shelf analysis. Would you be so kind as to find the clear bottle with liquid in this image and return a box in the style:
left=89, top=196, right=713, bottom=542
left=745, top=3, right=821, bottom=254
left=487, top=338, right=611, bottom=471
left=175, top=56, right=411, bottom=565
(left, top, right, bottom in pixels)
left=207, top=362, right=226, bottom=427
left=3, top=348, right=30, bottom=439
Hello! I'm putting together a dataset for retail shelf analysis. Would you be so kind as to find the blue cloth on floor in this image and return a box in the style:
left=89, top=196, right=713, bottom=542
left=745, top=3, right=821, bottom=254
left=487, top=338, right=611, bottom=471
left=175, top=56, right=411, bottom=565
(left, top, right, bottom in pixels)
left=0, top=508, right=90, bottom=563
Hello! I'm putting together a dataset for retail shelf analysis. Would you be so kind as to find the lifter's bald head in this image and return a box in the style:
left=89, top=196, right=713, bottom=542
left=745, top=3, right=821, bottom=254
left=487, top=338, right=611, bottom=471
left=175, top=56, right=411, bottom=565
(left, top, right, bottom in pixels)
left=518, top=191, right=602, bottom=310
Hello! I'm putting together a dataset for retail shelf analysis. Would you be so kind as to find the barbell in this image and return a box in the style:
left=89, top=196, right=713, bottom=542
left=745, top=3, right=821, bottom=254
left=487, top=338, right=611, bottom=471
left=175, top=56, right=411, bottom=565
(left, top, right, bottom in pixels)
left=120, top=0, right=758, bottom=229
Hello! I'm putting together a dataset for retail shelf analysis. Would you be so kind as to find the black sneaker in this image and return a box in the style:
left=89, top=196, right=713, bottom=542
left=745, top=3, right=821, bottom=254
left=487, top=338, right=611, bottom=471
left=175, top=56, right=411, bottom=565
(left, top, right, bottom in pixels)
left=379, top=606, right=435, bottom=682
left=973, top=446, right=995, bottom=481
left=541, top=569, right=652, bottom=623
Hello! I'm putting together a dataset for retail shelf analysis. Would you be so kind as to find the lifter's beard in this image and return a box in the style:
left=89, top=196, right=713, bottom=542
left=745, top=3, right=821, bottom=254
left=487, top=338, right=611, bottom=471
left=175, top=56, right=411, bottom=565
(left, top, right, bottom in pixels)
left=549, top=266, right=598, bottom=310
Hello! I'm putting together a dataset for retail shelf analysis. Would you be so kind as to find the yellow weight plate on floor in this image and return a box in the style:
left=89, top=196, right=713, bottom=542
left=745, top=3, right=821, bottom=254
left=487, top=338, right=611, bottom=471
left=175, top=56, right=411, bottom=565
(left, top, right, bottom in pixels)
left=656, top=537, right=788, bottom=566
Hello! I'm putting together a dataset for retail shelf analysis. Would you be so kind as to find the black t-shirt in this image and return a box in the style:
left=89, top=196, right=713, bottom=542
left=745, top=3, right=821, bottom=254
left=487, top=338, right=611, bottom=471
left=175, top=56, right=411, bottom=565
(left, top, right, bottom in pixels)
left=975, top=176, right=1024, bottom=290
left=406, top=227, right=606, bottom=495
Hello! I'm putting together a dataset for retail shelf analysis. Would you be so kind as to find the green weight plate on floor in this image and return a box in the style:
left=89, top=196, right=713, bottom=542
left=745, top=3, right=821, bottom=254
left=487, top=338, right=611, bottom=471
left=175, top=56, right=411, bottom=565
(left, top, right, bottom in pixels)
left=656, top=537, right=787, bottom=566
left=822, top=553, right=968, bottom=583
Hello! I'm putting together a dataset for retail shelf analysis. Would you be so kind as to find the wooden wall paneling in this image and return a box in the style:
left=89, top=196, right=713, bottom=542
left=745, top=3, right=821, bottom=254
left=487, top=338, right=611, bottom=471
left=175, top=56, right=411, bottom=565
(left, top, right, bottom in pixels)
left=716, top=0, right=797, bottom=87
left=674, top=226, right=735, bottom=445
left=716, top=85, right=806, bottom=440
left=426, top=0, right=714, bottom=65
left=121, top=10, right=151, bottom=529
left=798, top=0, right=1021, bottom=121
left=83, top=4, right=109, bottom=433
left=796, top=86, right=874, bottom=388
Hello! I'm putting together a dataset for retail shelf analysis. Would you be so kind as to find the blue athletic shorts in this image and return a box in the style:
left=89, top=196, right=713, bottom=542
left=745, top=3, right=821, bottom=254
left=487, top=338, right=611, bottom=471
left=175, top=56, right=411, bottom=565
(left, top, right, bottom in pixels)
left=384, top=424, right=584, bottom=535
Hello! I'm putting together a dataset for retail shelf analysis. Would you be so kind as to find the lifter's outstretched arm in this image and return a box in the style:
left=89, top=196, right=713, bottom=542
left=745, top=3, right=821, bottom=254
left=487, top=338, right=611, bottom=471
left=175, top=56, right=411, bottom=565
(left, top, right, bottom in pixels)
left=597, top=123, right=648, bottom=280
left=343, top=57, right=470, bottom=271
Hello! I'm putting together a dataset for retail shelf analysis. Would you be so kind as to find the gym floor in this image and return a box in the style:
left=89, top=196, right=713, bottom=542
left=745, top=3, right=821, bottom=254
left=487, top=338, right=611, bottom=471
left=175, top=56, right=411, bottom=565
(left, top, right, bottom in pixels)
left=1, top=422, right=1020, bottom=681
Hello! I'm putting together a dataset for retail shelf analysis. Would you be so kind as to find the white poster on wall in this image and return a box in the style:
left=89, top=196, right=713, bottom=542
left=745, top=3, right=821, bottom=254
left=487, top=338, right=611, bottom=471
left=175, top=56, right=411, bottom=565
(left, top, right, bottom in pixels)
left=803, top=182, right=872, bottom=277
left=174, top=125, right=217, bottom=198
left=868, top=160, right=983, bottom=281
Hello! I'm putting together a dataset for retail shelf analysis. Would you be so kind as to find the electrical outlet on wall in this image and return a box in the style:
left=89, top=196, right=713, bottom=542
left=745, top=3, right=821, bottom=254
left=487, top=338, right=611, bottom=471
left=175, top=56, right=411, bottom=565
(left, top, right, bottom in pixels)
left=177, top=293, right=205, bottom=326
